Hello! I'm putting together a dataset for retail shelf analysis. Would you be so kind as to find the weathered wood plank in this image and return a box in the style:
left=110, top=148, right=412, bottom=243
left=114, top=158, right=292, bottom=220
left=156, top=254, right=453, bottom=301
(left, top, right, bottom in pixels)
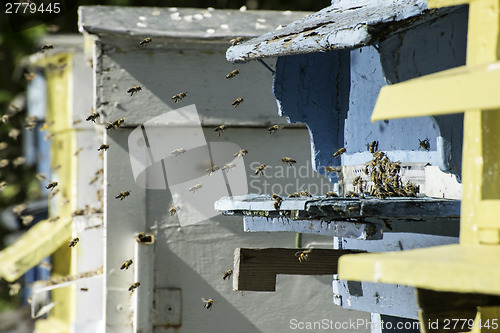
left=233, top=248, right=363, bottom=291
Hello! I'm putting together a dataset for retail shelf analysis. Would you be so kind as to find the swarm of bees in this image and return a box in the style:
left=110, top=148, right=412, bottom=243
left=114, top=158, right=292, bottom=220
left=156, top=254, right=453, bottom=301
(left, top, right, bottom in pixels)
left=295, top=250, right=311, bottom=263
left=121, top=259, right=133, bottom=270
left=281, top=157, right=296, bottom=166
left=202, top=298, right=214, bottom=310
left=115, top=191, right=131, bottom=200
left=215, top=124, right=227, bottom=137
left=129, top=282, right=140, bottom=292
left=69, top=237, right=79, bottom=248
left=232, top=97, right=244, bottom=108
left=139, top=37, right=152, bottom=46
left=272, top=194, right=283, bottom=210
left=172, top=92, right=187, bottom=103
left=226, top=70, right=239, bottom=79
left=254, top=163, right=266, bottom=176
left=333, top=147, right=346, bottom=158
left=127, top=86, right=142, bottom=96
left=222, top=270, right=233, bottom=280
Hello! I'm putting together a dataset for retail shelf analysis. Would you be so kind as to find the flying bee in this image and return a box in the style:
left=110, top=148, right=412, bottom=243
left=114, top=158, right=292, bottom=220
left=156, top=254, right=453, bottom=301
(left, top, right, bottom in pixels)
left=53, top=165, right=62, bottom=172
left=69, top=237, right=79, bottom=247
left=73, top=119, right=82, bottom=125
left=86, top=112, right=100, bottom=122
left=139, top=37, right=152, bottom=46
left=25, top=72, right=36, bottom=81
left=48, top=188, right=60, bottom=199
left=254, top=163, right=266, bottom=176
left=230, top=37, right=244, bottom=46
left=325, top=191, right=338, bottom=198
left=128, top=282, right=140, bottom=292
left=9, top=283, right=21, bottom=296
left=8, top=129, right=21, bottom=140
left=106, top=118, right=125, bottom=130
left=44, top=133, right=55, bottom=141
left=72, top=209, right=85, bottom=217
left=0, top=142, right=7, bottom=150
left=295, top=250, right=311, bottom=263
left=95, top=169, right=104, bottom=176
left=40, top=121, right=54, bottom=131
left=325, top=166, right=341, bottom=173
left=419, top=138, right=430, bottom=151
left=226, top=70, right=239, bottom=79
left=281, top=157, right=296, bottom=166
left=369, top=141, right=378, bottom=153
left=13, top=157, right=25, bottom=167
left=172, top=92, right=187, bottom=103
left=46, top=181, right=58, bottom=191
left=232, top=97, right=244, bottom=108
left=333, top=147, right=346, bottom=158
left=189, top=184, right=203, bottom=193
left=222, top=163, right=236, bottom=172
left=234, top=149, right=248, bottom=157
left=298, top=190, right=312, bottom=197
left=268, top=124, right=281, bottom=134
left=2, top=115, right=9, bottom=123
left=89, top=175, right=99, bottom=185
left=171, top=148, right=186, bottom=156
left=206, top=165, right=220, bottom=176
left=80, top=288, right=89, bottom=292
left=169, top=206, right=179, bottom=215
left=0, top=159, right=9, bottom=168
left=222, top=270, right=233, bottom=280
left=0, top=181, right=7, bottom=191
left=215, top=124, right=227, bottom=137
left=49, top=216, right=60, bottom=223
left=98, top=144, right=109, bottom=151
left=40, top=44, right=54, bottom=52
left=121, top=259, right=133, bottom=270
left=127, top=86, right=142, bottom=96
left=288, top=192, right=300, bottom=198
left=21, top=215, right=34, bottom=226
left=74, top=148, right=84, bottom=156
left=13, top=204, right=26, bottom=216
left=24, top=122, right=36, bottom=131
left=202, top=298, right=214, bottom=310
left=115, top=191, right=131, bottom=200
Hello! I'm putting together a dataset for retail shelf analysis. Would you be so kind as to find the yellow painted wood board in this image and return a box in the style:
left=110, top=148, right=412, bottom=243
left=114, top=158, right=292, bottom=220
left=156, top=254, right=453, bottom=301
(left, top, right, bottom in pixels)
left=339, top=244, right=500, bottom=295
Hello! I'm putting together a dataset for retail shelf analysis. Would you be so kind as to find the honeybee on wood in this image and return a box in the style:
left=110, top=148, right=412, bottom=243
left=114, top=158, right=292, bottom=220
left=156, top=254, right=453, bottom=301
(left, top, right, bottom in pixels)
left=281, top=157, right=296, bottom=166
left=98, top=144, right=109, bottom=151
left=46, top=181, right=58, bottom=190
left=74, top=148, right=83, bottom=156
left=254, top=163, right=266, bottom=176
left=298, top=190, right=312, bottom=197
left=202, top=298, right=214, bottom=310
left=223, top=270, right=233, bottom=280
left=129, top=282, right=140, bottom=292
left=69, top=237, right=79, bottom=247
left=222, top=163, right=236, bottom=172
left=172, top=92, right=187, bottom=103
left=215, top=124, right=227, bottom=137
left=369, top=141, right=378, bottom=153
left=272, top=194, right=283, bottom=210
left=139, top=37, right=152, bottom=46
left=127, top=86, right=142, bottom=96
left=288, top=192, right=300, bottom=198
left=115, top=191, right=131, bottom=200
left=121, top=259, right=133, bottom=270
left=169, top=206, right=179, bottom=215
left=86, top=111, right=100, bottom=122
left=171, top=148, right=186, bottom=156
left=333, top=147, right=346, bottom=158
left=8, top=129, right=21, bottom=140
left=325, top=191, right=338, bottom=198
left=295, top=250, right=311, bottom=263
left=2, top=115, right=9, bottom=123
left=230, top=37, right=244, bottom=46
left=189, top=184, right=203, bottom=193
left=206, top=165, right=220, bottom=176
left=21, top=215, right=34, bottom=226
left=325, top=166, right=341, bottom=173
left=419, top=138, right=430, bottom=151
left=13, top=157, right=25, bottom=167
left=268, top=124, right=281, bottom=134
left=232, top=97, right=244, bottom=108
left=234, top=149, right=247, bottom=157
left=345, top=191, right=359, bottom=198
left=48, top=188, right=60, bottom=199
left=226, top=70, right=239, bottom=79
left=40, top=44, right=54, bottom=52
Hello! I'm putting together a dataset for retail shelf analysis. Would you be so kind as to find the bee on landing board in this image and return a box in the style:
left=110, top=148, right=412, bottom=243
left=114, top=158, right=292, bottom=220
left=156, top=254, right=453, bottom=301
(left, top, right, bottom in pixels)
left=172, top=92, right=186, bottom=103
left=127, top=86, right=142, bottom=96
left=139, top=37, right=152, bottom=46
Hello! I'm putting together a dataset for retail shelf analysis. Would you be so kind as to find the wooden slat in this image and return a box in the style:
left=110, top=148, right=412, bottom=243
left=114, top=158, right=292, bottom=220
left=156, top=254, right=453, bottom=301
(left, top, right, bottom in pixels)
left=233, top=248, right=363, bottom=292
